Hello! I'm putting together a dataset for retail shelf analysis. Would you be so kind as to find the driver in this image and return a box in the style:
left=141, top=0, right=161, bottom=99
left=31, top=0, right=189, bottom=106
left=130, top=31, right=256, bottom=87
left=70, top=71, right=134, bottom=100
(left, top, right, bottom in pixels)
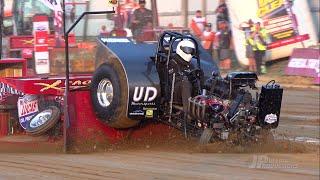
left=169, top=40, right=198, bottom=113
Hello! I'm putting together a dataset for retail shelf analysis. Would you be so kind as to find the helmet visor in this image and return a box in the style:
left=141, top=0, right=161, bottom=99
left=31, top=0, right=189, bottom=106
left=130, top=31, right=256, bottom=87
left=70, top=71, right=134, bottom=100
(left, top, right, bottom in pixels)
left=180, top=46, right=195, bottom=55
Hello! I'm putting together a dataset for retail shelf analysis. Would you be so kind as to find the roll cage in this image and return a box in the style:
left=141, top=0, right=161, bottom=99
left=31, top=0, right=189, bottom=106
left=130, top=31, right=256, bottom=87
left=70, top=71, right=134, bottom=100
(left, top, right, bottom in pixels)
left=154, top=31, right=205, bottom=119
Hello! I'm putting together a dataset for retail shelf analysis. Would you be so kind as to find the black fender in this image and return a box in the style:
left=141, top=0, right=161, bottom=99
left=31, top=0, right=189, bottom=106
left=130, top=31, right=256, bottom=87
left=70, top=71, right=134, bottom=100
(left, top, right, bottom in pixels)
left=95, top=37, right=218, bottom=122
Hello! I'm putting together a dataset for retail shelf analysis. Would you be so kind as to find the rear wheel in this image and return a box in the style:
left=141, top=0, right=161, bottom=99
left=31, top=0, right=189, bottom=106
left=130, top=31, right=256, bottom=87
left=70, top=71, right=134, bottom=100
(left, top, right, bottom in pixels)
left=90, top=63, right=140, bottom=129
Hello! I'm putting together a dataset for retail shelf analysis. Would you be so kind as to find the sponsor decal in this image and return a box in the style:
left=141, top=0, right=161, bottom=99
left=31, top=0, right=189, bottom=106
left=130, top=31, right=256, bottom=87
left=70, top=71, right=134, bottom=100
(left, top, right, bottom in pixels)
left=17, top=95, right=39, bottom=129
left=22, top=39, right=34, bottom=45
left=22, top=48, right=33, bottom=59
left=285, top=48, right=320, bottom=84
left=35, top=80, right=63, bottom=92
left=145, top=109, right=154, bottom=118
left=287, top=58, right=319, bottom=72
left=129, top=110, right=144, bottom=116
left=143, top=107, right=157, bottom=118
left=100, top=38, right=130, bottom=43
left=264, top=113, right=278, bottom=124
left=36, top=25, right=47, bottom=31
left=256, top=0, right=309, bottom=49
left=34, top=80, right=92, bottom=92
left=0, top=82, right=24, bottom=102
left=29, top=109, right=53, bottom=128
left=107, top=0, right=118, bottom=7
left=133, top=87, right=157, bottom=102
left=257, top=0, right=284, bottom=18
left=18, top=99, right=39, bottom=117
left=34, top=21, right=50, bottom=74
left=108, top=0, right=118, bottom=5
left=129, top=85, right=158, bottom=119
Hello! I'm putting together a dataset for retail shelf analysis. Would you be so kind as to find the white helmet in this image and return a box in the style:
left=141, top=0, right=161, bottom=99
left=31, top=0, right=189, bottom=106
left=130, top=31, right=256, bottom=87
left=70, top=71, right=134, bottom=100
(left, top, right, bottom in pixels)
left=176, top=40, right=196, bottom=63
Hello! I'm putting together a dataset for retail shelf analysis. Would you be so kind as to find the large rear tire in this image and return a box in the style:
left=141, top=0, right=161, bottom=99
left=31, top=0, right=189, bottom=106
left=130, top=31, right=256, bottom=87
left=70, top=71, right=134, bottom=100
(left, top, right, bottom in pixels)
left=90, top=63, right=139, bottom=129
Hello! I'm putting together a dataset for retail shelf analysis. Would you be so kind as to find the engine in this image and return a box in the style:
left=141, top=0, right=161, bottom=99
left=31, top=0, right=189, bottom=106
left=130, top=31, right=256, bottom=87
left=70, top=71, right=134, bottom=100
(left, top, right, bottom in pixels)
left=188, top=94, right=229, bottom=139
left=187, top=72, right=283, bottom=141
left=188, top=90, right=257, bottom=140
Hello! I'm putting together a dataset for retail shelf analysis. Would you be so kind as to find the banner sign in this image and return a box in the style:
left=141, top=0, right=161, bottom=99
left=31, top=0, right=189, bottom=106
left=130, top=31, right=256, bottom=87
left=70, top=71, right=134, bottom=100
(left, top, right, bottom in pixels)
left=33, top=15, right=50, bottom=74
left=257, top=0, right=309, bottom=49
left=228, top=0, right=317, bottom=65
left=285, top=48, right=320, bottom=85
left=4, top=0, right=14, bottom=17
left=17, top=95, right=39, bottom=130
left=38, top=0, right=63, bottom=12
left=0, top=82, right=24, bottom=103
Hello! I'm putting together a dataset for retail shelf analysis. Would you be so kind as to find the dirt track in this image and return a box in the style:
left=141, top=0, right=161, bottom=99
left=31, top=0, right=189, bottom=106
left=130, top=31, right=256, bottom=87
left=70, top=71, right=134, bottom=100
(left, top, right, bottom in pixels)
left=0, top=152, right=319, bottom=180
left=0, top=87, right=319, bottom=179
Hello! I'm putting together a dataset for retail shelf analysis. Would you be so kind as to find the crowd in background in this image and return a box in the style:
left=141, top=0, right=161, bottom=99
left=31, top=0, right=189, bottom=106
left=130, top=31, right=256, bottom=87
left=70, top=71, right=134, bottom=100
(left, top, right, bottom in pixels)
left=190, top=0, right=232, bottom=71
left=99, top=0, right=153, bottom=40
left=98, top=0, right=268, bottom=74
left=190, top=0, right=268, bottom=74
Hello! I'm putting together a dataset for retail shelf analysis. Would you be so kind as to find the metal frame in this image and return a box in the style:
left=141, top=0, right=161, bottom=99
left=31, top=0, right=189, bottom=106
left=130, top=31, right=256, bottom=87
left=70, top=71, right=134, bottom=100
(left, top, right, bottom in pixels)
left=62, top=1, right=115, bottom=152
left=155, top=31, right=203, bottom=132
left=156, top=31, right=202, bottom=99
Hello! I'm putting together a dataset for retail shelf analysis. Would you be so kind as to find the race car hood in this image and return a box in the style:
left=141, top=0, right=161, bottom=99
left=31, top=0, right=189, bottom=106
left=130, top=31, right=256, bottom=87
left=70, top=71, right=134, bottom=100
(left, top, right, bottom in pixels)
left=97, top=37, right=219, bottom=80
left=95, top=37, right=219, bottom=120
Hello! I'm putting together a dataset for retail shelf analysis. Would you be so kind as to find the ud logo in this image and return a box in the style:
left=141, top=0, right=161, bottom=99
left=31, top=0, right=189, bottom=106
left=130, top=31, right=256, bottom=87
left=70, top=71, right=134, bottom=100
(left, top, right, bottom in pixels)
left=133, top=87, right=157, bottom=102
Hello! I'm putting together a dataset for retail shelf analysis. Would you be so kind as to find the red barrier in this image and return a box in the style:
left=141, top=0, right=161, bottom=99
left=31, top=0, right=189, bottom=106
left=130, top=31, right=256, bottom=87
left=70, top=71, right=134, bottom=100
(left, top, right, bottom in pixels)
left=67, top=90, right=172, bottom=145
left=0, top=112, right=9, bottom=137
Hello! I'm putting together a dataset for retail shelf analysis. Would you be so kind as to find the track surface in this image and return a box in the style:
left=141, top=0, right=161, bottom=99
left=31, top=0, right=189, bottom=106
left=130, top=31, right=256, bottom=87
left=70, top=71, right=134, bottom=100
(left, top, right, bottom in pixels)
left=0, top=152, right=318, bottom=180
left=0, top=88, right=319, bottom=179
left=276, top=88, right=319, bottom=139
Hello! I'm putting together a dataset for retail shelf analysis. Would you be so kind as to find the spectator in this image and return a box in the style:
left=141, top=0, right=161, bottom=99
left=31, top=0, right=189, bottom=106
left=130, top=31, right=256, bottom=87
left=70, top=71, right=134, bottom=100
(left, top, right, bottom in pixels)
left=190, top=10, right=207, bottom=37
left=240, top=19, right=256, bottom=71
left=248, top=21, right=268, bottom=75
left=65, top=0, right=75, bottom=26
left=131, top=0, right=153, bottom=38
left=215, top=0, right=229, bottom=30
left=136, top=22, right=155, bottom=41
left=121, top=0, right=139, bottom=28
left=216, top=21, right=232, bottom=70
left=201, top=23, right=215, bottom=56
left=168, top=23, right=174, bottom=28
left=99, top=25, right=108, bottom=37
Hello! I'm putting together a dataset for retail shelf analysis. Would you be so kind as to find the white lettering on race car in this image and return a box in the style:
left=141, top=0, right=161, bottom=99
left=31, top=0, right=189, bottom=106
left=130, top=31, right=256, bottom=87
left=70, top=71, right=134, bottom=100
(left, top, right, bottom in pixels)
left=133, top=87, right=157, bottom=102
left=100, top=38, right=130, bottom=43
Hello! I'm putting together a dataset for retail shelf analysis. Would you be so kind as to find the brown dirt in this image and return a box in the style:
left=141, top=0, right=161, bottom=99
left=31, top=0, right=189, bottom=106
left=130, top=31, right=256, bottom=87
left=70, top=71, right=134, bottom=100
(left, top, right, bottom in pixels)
left=91, top=128, right=318, bottom=155
left=0, top=152, right=318, bottom=179
left=288, top=119, right=320, bottom=126
left=2, top=126, right=317, bottom=155
left=0, top=140, right=63, bottom=154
